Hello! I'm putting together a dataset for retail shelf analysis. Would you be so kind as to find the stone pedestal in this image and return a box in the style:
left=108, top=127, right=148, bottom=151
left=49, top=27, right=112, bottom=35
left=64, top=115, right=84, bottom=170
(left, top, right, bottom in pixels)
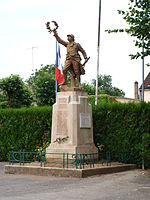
left=46, top=89, right=98, bottom=158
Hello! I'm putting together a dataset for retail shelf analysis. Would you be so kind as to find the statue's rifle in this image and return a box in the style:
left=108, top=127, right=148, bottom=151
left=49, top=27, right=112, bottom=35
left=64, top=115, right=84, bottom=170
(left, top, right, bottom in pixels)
left=80, top=57, right=90, bottom=75
left=82, top=57, right=90, bottom=67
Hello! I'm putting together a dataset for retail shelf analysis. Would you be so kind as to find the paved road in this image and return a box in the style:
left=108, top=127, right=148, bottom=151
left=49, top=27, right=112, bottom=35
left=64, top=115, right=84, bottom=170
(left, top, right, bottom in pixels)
left=0, top=162, right=150, bottom=200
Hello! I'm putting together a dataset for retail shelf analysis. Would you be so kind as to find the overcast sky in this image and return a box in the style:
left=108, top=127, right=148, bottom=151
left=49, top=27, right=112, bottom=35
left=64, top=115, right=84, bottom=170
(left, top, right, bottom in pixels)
left=0, top=0, right=149, bottom=98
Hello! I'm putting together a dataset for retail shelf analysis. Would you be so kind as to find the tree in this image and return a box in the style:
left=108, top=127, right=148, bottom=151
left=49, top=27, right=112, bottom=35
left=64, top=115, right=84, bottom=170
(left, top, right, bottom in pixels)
left=0, top=92, right=8, bottom=108
left=82, top=75, right=125, bottom=97
left=27, top=65, right=56, bottom=106
left=0, top=75, right=33, bottom=108
left=90, top=75, right=125, bottom=97
left=106, top=0, right=150, bottom=65
left=82, top=82, right=95, bottom=95
left=92, top=75, right=112, bottom=90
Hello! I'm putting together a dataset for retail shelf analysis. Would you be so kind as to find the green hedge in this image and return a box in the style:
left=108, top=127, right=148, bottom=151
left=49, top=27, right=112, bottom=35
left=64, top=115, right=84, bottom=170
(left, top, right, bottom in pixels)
left=88, top=94, right=117, bottom=105
left=92, top=102, right=150, bottom=167
left=0, top=101, right=150, bottom=167
left=0, top=107, right=52, bottom=161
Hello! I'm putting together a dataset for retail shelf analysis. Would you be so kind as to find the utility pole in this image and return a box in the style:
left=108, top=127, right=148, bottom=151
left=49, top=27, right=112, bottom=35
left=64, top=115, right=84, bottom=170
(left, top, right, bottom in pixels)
left=31, top=46, right=38, bottom=73
left=27, top=46, right=38, bottom=73
left=27, top=46, right=38, bottom=106
left=95, top=0, right=101, bottom=109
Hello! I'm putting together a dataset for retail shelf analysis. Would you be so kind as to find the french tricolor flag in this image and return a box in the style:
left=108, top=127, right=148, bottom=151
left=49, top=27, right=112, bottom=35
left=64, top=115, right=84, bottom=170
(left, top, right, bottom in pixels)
left=55, top=42, right=63, bottom=84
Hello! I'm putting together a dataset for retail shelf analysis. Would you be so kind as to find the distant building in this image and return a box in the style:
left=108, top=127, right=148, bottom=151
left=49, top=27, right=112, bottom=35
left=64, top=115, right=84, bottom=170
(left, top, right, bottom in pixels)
left=115, top=81, right=140, bottom=103
left=139, top=72, right=150, bottom=102
left=115, top=96, right=139, bottom=103
left=116, top=72, right=150, bottom=103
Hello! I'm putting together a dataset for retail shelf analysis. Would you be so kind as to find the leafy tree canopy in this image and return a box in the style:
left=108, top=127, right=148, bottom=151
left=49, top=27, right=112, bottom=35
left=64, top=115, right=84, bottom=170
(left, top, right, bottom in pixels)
left=27, top=64, right=55, bottom=85
left=82, top=74, right=125, bottom=97
left=106, top=0, right=150, bottom=65
left=26, top=65, right=56, bottom=106
left=0, top=75, right=33, bottom=108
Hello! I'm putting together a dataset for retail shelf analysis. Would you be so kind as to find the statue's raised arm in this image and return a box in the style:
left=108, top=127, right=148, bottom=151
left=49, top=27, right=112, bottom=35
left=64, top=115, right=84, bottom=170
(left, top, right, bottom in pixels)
left=53, top=30, right=68, bottom=47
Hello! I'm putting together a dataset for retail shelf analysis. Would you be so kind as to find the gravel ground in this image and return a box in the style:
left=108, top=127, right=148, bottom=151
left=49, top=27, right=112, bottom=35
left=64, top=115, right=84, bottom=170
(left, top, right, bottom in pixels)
left=0, top=162, right=150, bottom=200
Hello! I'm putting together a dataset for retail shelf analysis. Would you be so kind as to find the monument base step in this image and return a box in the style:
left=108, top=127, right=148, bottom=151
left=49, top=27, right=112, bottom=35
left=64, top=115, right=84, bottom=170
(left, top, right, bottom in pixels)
left=5, top=164, right=137, bottom=178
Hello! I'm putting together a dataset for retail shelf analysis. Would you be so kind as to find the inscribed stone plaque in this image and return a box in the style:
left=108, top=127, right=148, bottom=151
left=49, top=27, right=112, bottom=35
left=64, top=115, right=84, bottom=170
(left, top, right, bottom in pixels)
left=58, top=96, right=69, bottom=104
left=80, top=113, right=91, bottom=129
left=56, top=110, right=67, bottom=135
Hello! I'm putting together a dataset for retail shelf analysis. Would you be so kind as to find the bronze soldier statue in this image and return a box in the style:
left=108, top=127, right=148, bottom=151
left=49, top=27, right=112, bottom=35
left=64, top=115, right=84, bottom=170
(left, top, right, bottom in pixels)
left=46, top=21, right=89, bottom=88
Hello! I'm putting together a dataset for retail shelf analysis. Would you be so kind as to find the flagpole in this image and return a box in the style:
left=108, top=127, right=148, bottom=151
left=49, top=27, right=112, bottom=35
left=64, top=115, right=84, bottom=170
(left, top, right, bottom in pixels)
left=56, top=40, right=58, bottom=97
left=95, top=0, right=101, bottom=110
left=142, top=38, right=144, bottom=101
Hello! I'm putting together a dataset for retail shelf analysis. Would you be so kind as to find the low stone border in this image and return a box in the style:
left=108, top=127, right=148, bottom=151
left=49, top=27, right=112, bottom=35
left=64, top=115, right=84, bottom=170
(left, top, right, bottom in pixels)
left=81, top=164, right=136, bottom=178
left=5, top=164, right=136, bottom=178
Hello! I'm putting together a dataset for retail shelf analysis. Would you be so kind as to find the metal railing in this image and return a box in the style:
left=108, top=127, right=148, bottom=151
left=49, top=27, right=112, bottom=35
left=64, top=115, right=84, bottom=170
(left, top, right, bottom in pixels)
left=9, top=150, right=45, bottom=167
left=8, top=150, right=131, bottom=169
left=9, top=151, right=96, bottom=169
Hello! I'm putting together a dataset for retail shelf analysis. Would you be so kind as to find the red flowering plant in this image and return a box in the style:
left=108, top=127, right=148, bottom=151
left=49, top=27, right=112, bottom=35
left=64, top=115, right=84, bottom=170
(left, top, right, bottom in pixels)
left=97, top=143, right=104, bottom=152
left=34, top=141, right=50, bottom=162
left=33, top=130, right=51, bottom=162
left=35, top=141, right=50, bottom=152
left=97, top=143, right=105, bottom=161
left=35, top=130, right=51, bottom=152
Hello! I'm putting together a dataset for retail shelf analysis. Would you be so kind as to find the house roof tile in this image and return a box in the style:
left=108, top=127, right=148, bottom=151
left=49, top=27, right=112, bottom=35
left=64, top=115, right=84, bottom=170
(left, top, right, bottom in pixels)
left=140, top=72, right=150, bottom=90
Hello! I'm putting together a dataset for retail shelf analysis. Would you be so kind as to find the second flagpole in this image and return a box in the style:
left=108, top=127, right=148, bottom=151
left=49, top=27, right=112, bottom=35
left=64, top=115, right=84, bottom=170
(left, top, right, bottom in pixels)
left=95, top=0, right=101, bottom=110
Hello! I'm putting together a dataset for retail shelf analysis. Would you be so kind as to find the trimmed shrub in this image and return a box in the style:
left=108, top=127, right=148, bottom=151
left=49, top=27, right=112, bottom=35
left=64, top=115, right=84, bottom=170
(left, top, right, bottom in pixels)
left=93, top=102, right=150, bottom=167
left=0, top=100, right=150, bottom=167
left=0, top=107, right=52, bottom=161
left=88, top=94, right=117, bottom=105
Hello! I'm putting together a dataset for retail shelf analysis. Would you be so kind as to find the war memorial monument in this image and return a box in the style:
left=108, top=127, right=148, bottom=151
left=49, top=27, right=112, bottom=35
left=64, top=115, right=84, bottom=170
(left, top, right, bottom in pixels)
left=45, top=21, right=98, bottom=158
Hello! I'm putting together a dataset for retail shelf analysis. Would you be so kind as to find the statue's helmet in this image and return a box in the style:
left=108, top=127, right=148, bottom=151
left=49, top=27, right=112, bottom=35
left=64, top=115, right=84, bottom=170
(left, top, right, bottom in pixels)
left=67, top=34, right=75, bottom=41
